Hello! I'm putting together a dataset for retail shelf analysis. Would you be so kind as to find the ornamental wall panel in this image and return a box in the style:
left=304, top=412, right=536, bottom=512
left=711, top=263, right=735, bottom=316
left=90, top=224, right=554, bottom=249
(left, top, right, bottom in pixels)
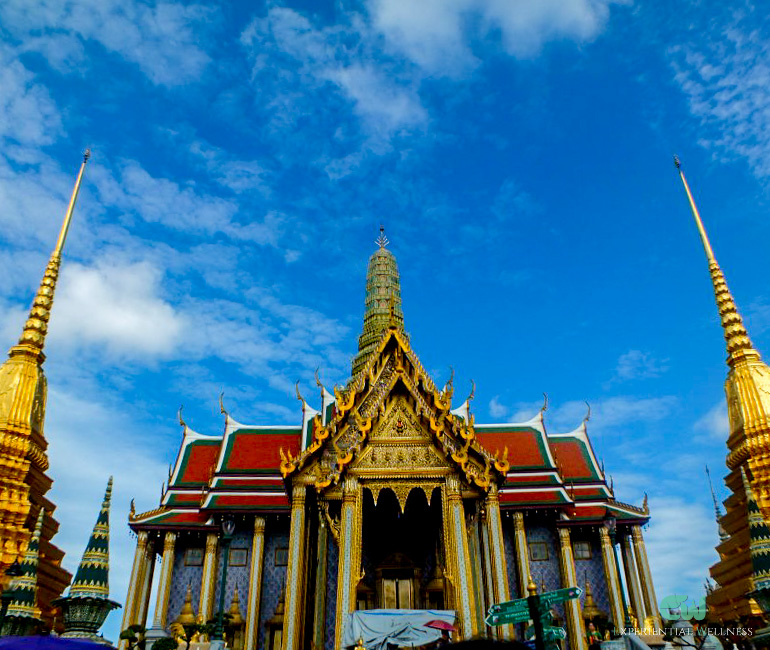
left=258, top=518, right=290, bottom=650
left=502, top=518, right=520, bottom=598
left=167, top=538, right=205, bottom=623
left=212, top=529, right=253, bottom=612
left=324, top=533, right=339, bottom=650
left=574, top=534, right=611, bottom=621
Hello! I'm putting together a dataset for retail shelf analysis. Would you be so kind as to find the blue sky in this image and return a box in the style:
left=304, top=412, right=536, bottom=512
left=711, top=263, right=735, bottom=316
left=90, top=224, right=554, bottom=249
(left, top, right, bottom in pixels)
left=1, top=0, right=769, bottom=640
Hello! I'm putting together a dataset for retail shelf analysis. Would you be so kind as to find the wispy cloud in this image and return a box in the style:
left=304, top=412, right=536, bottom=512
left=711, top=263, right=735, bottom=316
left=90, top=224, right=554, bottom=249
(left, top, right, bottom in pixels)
left=368, top=0, right=623, bottom=76
left=669, top=3, right=770, bottom=178
left=612, top=349, right=669, bottom=382
left=694, top=401, right=728, bottom=442
left=0, top=0, right=213, bottom=85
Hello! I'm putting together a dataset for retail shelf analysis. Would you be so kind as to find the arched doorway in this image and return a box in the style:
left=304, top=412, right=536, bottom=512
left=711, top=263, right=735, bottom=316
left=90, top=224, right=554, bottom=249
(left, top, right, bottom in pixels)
left=357, top=485, right=445, bottom=610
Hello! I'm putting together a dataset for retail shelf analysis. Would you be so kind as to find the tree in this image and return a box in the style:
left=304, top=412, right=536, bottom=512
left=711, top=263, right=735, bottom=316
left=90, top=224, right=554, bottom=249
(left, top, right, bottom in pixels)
left=151, top=638, right=179, bottom=650
left=120, top=624, right=146, bottom=650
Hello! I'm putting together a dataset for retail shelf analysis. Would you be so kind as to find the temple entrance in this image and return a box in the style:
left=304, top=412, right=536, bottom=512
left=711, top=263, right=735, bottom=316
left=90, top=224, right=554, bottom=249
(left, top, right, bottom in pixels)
left=357, top=485, right=445, bottom=611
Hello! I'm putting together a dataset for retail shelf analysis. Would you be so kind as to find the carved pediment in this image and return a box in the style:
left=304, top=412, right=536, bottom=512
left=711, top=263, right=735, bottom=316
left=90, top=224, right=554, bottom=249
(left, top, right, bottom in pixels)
left=371, top=395, right=426, bottom=441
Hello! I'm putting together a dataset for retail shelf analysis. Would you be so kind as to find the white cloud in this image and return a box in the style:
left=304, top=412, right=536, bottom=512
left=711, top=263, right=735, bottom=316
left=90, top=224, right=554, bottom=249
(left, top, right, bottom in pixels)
left=0, top=46, right=61, bottom=147
left=91, top=160, right=287, bottom=246
left=614, top=349, right=669, bottom=382
left=240, top=6, right=428, bottom=151
left=645, top=496, right=720, bottom=606
left=368, top=0, right=622, bottom=76
left=670, top=5, right=770, bottom=178
left=49, top=260, right=184, bottom=357
left=694, top=401, right=728, bottom=442
left=0, top=0, right=212, bottom=86
left=489, top=395, right=508, bottom=418
left=45, top=387, right=170, bottom=642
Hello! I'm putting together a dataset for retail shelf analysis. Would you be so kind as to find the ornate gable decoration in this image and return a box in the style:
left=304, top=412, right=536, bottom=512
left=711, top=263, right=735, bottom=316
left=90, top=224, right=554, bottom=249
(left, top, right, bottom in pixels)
left=280, top=326, right=509, bottom=492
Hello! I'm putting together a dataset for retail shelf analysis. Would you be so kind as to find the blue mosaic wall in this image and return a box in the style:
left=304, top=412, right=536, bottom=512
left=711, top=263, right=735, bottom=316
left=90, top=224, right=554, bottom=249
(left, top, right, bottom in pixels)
left=502, top=515, right=519, bottom=599
left=167, top=534, right=206, bottom=624
left=324, top=534, right=339, bottom=650
left=526, top=525, right=566, bottom=624
left=213, top=529, right=253, bottom=618
left=258, top=517, right=290, bottom=650
left=573, top=531, right=611, bottom=622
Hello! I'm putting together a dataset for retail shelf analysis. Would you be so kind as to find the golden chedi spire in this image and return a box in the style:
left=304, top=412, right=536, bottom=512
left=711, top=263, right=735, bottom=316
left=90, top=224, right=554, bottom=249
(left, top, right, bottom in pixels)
left=675, top=156, right=756, bottom=366
left=351, top=226, right=405, bottom=376
left=0, top=150, right=89, bottom=626
left=676, top=156, right=770, bottom=621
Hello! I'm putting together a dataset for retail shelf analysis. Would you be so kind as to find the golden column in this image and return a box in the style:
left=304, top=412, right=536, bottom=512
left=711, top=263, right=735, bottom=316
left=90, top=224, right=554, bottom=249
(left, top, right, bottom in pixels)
left=485, top=486, right=513, bottom=640
left=599, top=525, right=624, bottom=632
left=445, top=475, right=479, bottom=639
left=557, top=528, right=587, bottom=650
left=120, top=531, right=150, bottom=649
left=512, top=512, right=530, bottom=598
left=199, top=533, right=219, bottom=623
left=334, top=476, right=362, bottom=650
left=151, top=532, right=177, bottom=629
left=479, top=513, right=496, bottom=620
left=136, top=541, right=156, bottom=630
left=244, top=516, right=266, bottom=650
left=620, top=533, right=646, bottom=625
left=631, top=526, right=660, bottom=627
left=284, top=484, right=309, bottom=650
left=312, top=514, right=329, bottom=650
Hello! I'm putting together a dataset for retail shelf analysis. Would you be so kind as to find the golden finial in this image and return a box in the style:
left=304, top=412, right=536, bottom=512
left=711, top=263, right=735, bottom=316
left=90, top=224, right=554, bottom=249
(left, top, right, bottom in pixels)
left=178, top=405, right=186, bottom=428
left=675, top=156, right=757, bottom=365
left=295, top=381, right=305, bottom=404
left=584, top=401, right=591, bottom=423
left=219, top=392, right=227, bottom=416
left=17, top=150, right=90, bottom=352
left=527, top=575, right=537, bottom=595
left=541, top=392, right=548, bottom=412
left=376, top=225, right=389, bottom=249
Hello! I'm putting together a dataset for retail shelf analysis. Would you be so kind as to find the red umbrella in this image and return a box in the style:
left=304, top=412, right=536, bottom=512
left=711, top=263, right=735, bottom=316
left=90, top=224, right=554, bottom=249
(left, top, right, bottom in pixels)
left=424, top=620, right=457, bottom=632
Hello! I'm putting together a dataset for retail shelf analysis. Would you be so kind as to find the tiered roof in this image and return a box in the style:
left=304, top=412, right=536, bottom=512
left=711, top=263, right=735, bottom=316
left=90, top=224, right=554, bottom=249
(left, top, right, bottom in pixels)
left=130, top=236, right=647, bottom=532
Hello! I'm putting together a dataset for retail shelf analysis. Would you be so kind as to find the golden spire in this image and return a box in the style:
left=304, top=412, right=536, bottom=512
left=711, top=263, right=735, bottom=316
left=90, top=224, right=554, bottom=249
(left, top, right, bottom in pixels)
left=17, top=150, right=90, bottom=354
left=674, top=156, right=757, bottom=366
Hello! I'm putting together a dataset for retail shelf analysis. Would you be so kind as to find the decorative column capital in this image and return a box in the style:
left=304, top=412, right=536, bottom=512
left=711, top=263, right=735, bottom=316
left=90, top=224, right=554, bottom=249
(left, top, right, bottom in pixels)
left=446, top=474, right=461, bottom=496
left=631, top=526, right=643, bottom=542
left=163, top=531, right=177, bottom=552
left=513, top=511, right=525, bottom=530
left=254, top=516, right=266, bottom=533
left=205, top=532, right=218, bottom=553
left=292, top=484, right=307, bottom=506
left=342, top=476, right=359, bottom=499
left=486, top=483, right=500, bottom=499
left=137, top=530, right=149, bottom=549
left=557, top=527, right=571, bottom=546
left=599, top=525, right=611, bottom=542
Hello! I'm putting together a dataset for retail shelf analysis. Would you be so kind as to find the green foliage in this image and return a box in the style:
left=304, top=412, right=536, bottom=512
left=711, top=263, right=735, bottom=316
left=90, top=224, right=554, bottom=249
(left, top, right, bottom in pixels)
left=120, top=624, right=146, bottom=650
left=151, top=638, right=179, bottom=650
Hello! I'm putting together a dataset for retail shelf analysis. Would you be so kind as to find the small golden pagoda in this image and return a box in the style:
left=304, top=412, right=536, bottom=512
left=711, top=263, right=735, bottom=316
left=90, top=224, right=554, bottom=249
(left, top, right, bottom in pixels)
left=0, top=151, right=90, bottom=626
left=675, top=157, right=770, bottom=622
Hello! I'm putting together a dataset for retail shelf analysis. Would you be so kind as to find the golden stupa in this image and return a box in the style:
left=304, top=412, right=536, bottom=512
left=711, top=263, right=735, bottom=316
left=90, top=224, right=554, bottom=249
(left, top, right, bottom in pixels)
left=0, top=152, right=91, bottom=626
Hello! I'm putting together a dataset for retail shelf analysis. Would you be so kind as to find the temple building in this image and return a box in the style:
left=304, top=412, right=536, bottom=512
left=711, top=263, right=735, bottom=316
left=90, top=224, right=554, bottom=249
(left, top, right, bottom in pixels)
left=675, top=159, right=770, bottom=626
left=124, top=230, right=659, bottom=650
left=0, top=151, right=91, bottom=627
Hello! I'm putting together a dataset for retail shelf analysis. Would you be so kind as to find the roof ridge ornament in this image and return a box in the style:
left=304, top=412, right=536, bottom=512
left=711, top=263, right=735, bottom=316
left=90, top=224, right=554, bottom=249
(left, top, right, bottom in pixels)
left=583, top=401, right=591, bottom=423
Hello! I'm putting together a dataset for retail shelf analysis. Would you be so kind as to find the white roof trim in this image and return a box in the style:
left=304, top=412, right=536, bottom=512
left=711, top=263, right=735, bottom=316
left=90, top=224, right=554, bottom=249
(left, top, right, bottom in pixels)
left=169, top=425, right=223, bottom=487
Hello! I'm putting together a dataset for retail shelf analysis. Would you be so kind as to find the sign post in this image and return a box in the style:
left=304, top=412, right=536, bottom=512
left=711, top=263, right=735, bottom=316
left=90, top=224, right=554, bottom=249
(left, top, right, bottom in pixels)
left=486, top=580, right=582, bottom=650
